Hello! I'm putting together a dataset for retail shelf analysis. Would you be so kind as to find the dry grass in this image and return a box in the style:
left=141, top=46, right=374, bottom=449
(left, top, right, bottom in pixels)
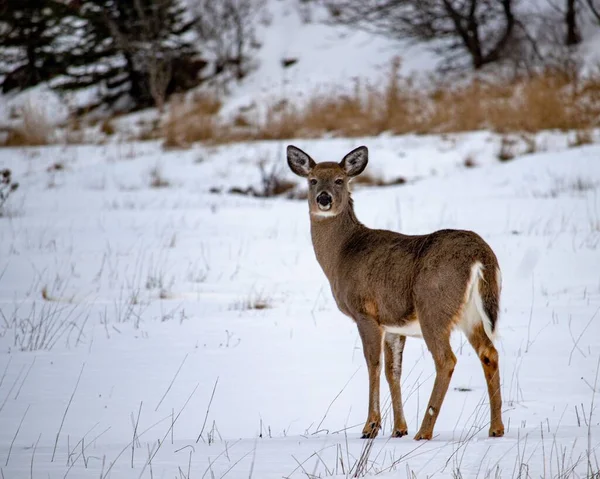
left=3, top=60, right=597, bottom=149
left=497, top=136, right=518, bottom=162
left=100, top=119, right=116, bottom=136
left=0, top=168, right=19, bottom=217
left=227, top=160, right=296, bottom=198
left=128, top=60, right=600, bottom=146
left=259, top=66, right=599, bottom=138
left=162, top=92, right=225, bottom=148
left=569, top=129, right=594, bottom=147
left=463, top=156, right=477, bottom=168
left=351, top=171, right=407, bottom=188
left=537, top=177, right=599, bottom=198
left=230, top=292, right=271, bottom=311
left=149, top=166, right=171, bottom=188
left=2, top=101, right=54, bottom=146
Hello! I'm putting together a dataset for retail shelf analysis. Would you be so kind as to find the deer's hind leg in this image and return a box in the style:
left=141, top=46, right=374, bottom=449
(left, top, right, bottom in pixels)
left=384, top=333, right=408, bottom=437
left=413, top=306, right=458, bottom=440
left=465, top=323, right=504, bottom=437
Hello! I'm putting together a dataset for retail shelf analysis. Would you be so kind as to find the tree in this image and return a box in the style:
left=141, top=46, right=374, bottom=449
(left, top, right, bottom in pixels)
left=585, top=0, right=600, bottom=24
left=0, top=0, right=76, bottom=93
left=325, top=0, right=517, bottom=70
left=56, top=0, right=206, bottom=111
left=193, top=0, right=265, bottom=82
left=565, top=0, right=582, bottom=45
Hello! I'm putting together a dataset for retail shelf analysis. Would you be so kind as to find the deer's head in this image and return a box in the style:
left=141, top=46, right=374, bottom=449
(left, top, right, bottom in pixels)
left=287, top=145, right=368, bottom=218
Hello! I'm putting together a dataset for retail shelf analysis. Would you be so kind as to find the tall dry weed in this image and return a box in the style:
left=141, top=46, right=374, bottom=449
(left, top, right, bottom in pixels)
left=3, top=100, right=54, bottom=146
left=162, top=92, right=224, bottom=148
left=153, top=60, right=600, bottom=145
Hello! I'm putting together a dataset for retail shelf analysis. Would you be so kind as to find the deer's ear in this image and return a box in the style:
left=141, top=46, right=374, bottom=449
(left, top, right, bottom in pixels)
left=287, top=145, right=315, bottom=178
left=340, top=146, right=368, bottom=177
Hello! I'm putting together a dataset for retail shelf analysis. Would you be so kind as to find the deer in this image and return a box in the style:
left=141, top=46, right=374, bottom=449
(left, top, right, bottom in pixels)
left=286, top=145, right=504, bottom=441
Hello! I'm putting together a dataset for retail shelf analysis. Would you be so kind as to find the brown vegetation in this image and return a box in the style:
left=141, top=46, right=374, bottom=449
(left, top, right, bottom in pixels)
left=156, top=60, right=600, bottom=146
left=5, top=61, right=597, bottom=149
left=568, top=129, right=594, bottom=147
left=351, top=171, right=407, bottom=188
left=1, top=101, right=53, bottom=146
left=0, top=168, right=19, bottom=217
left=162, top=92, right=224, bottom=148
left=255, top=63, right=600, bottom=138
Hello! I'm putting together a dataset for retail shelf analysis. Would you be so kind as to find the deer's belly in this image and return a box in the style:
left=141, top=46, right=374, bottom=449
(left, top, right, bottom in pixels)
left=382, top=321, right=423, bottom=338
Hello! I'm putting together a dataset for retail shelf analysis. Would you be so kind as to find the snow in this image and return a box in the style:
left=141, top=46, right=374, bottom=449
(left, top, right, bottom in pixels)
left=0, top=84, right=70, bottom=132
left=220, top=0, right=439, bottom=118
left=1, top=1, right=600, bottom=477
left=0, top=132, right=599, bottom=478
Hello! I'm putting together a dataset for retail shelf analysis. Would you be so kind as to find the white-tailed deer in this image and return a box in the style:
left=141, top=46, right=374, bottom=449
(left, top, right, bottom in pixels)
left=287, top=145, right=504, bottom=440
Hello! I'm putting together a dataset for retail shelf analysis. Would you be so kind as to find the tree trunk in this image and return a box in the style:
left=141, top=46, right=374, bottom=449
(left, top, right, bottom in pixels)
left=25, top=44, right=41, bottom=87
left=565, top=0, right=581, bottom=46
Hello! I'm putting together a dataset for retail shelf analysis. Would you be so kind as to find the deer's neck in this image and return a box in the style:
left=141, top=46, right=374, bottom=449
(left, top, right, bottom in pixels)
left=309, top=198, right=365, bottom=280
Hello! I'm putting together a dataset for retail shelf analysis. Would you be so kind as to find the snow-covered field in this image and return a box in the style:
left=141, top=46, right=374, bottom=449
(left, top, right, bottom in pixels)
left=0, top=132, right=599, bottom=478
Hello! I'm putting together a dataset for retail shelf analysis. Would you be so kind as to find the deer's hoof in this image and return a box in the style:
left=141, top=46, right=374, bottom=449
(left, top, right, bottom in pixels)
left=391, top=428, right=408, bottom=438
left=489, top=425, right=505, bottom=437
left=413, top=430, right=432, bottom=441
left=361, top=421, right=381, bottom=439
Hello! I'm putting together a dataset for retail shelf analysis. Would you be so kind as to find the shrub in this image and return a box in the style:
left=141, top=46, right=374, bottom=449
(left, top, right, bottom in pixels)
left=0, top=169, right=19, bottom=217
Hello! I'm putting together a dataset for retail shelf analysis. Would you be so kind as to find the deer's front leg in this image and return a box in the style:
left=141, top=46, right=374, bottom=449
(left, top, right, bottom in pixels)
left=357, top=317, right=383, bottom=439
left=384, top=333, right=408, bottom=437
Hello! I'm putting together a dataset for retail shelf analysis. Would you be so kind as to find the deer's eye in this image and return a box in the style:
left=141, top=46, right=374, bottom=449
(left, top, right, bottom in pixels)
left=309, top=178, right=317, bottom=186
left=335, top=179, right=344, bottom=185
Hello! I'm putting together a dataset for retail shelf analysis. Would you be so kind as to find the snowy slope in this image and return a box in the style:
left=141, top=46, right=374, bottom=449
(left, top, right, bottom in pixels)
left=0, top=134, right=599, bottom=478
left=3, top=0, right=600, bottom=131
left=219, top=0, right=439, bottom=118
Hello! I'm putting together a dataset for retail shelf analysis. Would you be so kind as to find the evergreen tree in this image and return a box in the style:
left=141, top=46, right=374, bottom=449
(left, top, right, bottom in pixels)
left=57, top=0, right=205, bottom=111
left=0, top=0, right=76, bottom=93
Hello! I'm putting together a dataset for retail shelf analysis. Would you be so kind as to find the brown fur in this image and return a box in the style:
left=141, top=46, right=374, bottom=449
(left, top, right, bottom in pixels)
left=287, top=145, right=504, bottom=440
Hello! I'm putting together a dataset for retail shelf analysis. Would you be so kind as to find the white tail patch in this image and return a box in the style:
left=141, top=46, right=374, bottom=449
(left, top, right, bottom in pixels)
left=459, top=261, right=496, bottom=342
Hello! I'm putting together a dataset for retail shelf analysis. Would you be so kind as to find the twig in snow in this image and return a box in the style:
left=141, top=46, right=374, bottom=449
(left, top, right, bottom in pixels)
left=0, top=364, right=25, bottom=413
left=14, top=356, right=36, bottom=400
left=63, top=426, right=111, bottom=479
left=569, top=306, right=600, bottom=365
left=248, top=440, right=257, bottom=479
left=196, top=377, right=219, bottom=443
left=219, top=448, right=255, bottom=479
left=201, top=440, right=243, bottom=479
left=137, top=383, right=200, bottom=478
left=351, top=435, right=377, bottom=478
left=313, top=367, right=360, bottom=435
left=174, top=444, right=196, bottom=454
left=146, top=442, right=157, bottom=479
left=65, top=421, right=99, bottom=467
left=155, top=354, right=188, bottom=411
left=5, top=404, right=30, bottom=466
left=586, top=354, right=600, bottom=477
left=131, top=401, right=143, bottom=468
left=284, top=444, right=338, bottom=478
left=30, top=433, right=41, bottom=479
left=525, top=275, right=534, bottom=353
left=101, top=413, right=173, bottom=479
left=52, top=363, right=85, bottom=462
left=0, top=356, right=12, bottom=390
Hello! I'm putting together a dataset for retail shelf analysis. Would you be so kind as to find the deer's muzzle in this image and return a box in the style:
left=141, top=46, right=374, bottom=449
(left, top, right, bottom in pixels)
left=316, top=192, right=332, bottom=210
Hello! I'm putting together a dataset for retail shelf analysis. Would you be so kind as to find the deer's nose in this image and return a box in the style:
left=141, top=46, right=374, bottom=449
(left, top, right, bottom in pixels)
left=317, top=192, right=332, bottom=206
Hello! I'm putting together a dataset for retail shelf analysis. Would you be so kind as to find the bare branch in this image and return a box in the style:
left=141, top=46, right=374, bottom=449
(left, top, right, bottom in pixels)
left=325, top=0, right=518, bottom=70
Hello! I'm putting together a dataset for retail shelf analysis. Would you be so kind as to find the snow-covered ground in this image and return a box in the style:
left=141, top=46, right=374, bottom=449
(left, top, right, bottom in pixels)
left=0, top=132, right=599, bottom=478
left=1, top=1, right=600, bottom=477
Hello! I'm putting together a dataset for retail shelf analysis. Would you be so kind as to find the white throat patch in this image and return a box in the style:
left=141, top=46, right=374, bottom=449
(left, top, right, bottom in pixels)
left=311, top=209, right=339, bottom=218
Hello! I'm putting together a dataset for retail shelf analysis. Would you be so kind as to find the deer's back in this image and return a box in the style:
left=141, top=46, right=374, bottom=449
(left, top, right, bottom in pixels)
left=331, top=228, right=498, bottom=328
